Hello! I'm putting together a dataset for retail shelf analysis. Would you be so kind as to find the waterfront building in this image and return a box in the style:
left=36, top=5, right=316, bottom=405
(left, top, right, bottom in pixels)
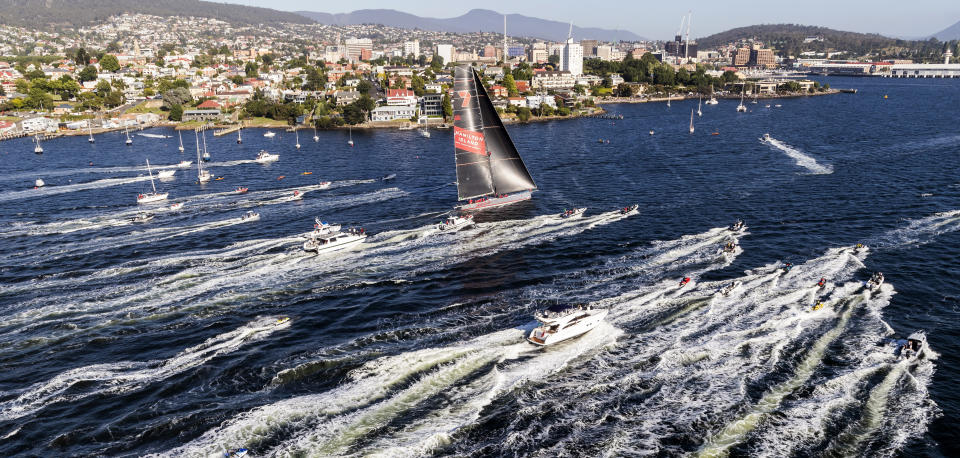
left=532, top=70, right=576, bottom=89
left=419, top=93, right=443, bottom=117
left=386, top=88, right=417, bottom=106
left=371, top=104, right=417, bottom=121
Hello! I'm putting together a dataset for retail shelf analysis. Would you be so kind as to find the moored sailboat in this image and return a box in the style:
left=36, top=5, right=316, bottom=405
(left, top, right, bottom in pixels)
left=453, top=65, right=537, bottom=212
left=137, top=158, right=169, bottom=203
left=736, top=90, right=747, bottom=112
left=195, top=131, right=211, bottom=183
left=689, top=109, right=695, bottom=134
left=178, top=131, right=184, bottom=152
left=33, top=135, right=43, bottom=154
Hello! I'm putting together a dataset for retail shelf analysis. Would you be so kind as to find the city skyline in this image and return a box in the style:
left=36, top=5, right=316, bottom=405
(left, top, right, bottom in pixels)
left=228, top=0, right=960, bottom=40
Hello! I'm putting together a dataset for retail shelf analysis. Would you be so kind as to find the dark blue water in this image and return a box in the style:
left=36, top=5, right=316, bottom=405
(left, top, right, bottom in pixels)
left=1, top=76, right=958, bottom=457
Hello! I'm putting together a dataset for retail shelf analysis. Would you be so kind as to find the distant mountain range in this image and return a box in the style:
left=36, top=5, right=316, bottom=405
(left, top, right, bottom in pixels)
left=932, top=20, right=960, bottom=41
left=0, top=0, right=311, bottom=27
left=296, top=8, right=644, bottom=42
left=697, top=24, right=923, bottom=55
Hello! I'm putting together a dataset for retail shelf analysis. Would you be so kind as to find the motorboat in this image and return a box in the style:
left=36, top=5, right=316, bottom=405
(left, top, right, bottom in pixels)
left=718, top=280, right=742, bottom=297
left=137, top=159, right=169, bottom=203
left=312, top=218, right=342, bottom=236
left=34, top=135, right=43, bottom=154
left=649, top=130, right=655, bottom=135
left=35, top=178, right=45, bottom=188
left=527, top=304, right=608, bottom=346
left=774, top=104, right=782, bottom=108
left=559, top=207, right=586, bottom=219
left=170, top=202, right=183, bottom=210
left=866, top=272, right=884, bottom=290
left=290, top=190, right=303, bottom=200
left=156, top=169, right=176, bottom=179
left=202, top=151, right=211, bottom=161
left=132, top=212, right=154, bottom=223
left=854, top=243, right=867, bottom=253
left=817, top=277, right=827, bottom=289
left=719, top=241, right=738, bottom=254
left=812, top=301, right=825, bottom=311
left=382, top=174, right=396, bottom=181
left=765, top=104, right=771, bottom=108
left=760, top=133, right=771, bottom=142
left=178, top=160, right=192, bottom=168
left=303, top=227, right=367, bottom=254
left=235, top=187, right=248, bottom=194
left=224, top=448, right=248, bottom=458
left=318, top=181, right=331, bottom=189
left=729, top=219, right=745, bottom=232
left=437, top=214, right=473, bottom=231
left=241, top=211, right=260, bottom=222
left=264, top=131, right=276, bottom=138
left=620, top=204, right=639, bottom=215
left=884, top=331, right=926, bottom=360
left=255, top=150, right=279, bottom=163
left=276, top=317, right=290, bottom=326
left=706, top=97, right=718, bottom=105
left=420, top=128, right=431, bottom=138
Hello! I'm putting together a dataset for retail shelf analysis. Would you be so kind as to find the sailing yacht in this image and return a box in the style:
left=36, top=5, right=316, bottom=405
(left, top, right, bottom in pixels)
left=125, top=126, right=132, bottom=145
left=689, top=109, right=695, bottom=134
left=347, top=127, right=354, bottom=147
left=697, top=96, right=702, bottom=117
left=178, top=131, right=185, bottom=152
left=136, top=158, right=169, bottom=203
left=201, top=131, right=211, bottom=161
left=295, top=128, right=300, bottom=149
left=33, top=135, right=43, bottom=154
left=195, top=131, right=211, bottom=183
left=453, top=65, right=537, bottom=212
left=736, top=91, right=747, bottom=112
left=706, top=95, right=718, bottom=105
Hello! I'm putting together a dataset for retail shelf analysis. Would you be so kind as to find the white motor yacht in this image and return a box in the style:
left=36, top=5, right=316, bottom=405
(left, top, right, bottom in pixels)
left=255, top=150, right=279, bottom=163
left=241, top=211, right=260, bottom=222
left=706, top=97, right=719, bottom=105
left=559, top=207, right=586, bottom=219
left=303, top=228, right=367, bottom=254
left=528, top=304, right=608, bottom=346
left=178, top=160, right=192, bottom=168
left=264, top=131, right=276, bottom=138
left=437, top=214, right=473, bottom=231
left=156, top=169, right=176, bottom=179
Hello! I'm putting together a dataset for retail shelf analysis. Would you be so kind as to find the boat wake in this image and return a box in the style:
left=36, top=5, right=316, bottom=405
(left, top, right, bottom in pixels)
left=765, top=137, right=833, bottom=175
left=0, top=175, right=155, bottom=203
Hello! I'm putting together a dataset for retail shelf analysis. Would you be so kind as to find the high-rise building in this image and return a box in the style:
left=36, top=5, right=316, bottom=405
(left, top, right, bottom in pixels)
left=435, top=44, right=453, bottom=65
left=561, top=38, right=583, bottom=76
left=732, top=47, right=751, bottom=67
left=344, top=38, right=373, bottom=62
left=402, top=40, right=420, bottom=57
left=529, top=42, right=548, bottom=63
left=483, top=45, right=497, bottom=58
left=508, top=46, right=525, bottom=57
left=580, top=39, right=598, bottom=57
left=749, top=45, right=775, bottom=68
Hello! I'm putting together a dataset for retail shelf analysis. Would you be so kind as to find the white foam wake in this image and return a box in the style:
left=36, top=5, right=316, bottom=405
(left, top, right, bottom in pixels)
left=765, top=137, right=833, bottom=174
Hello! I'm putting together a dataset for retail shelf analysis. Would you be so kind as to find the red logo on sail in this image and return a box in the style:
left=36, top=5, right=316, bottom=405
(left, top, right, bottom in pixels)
left=454, top=127, right=486, bottom=156
left=457, top=91, right=471, bottom=107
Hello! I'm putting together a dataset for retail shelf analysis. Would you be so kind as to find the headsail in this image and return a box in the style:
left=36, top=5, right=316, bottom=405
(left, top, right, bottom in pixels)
left=452, top=65, right=537, bottom=201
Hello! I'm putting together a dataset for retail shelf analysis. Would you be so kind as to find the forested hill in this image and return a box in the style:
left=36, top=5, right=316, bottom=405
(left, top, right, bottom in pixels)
left=696, top=24, right=916, bottom=56
left=0, top=0, right=313, bottom=27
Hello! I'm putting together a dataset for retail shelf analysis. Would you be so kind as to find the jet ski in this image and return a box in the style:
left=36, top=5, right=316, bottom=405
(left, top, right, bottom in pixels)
left=679, top=277, right=691, bottom=287
left=729, top=219, right=745, bottom=232
left=717, top=280, right=742, bottom=296
left=866, top=272, right=884, bottom=290
left=781, top=262, right=793, bottom=273
left=812, top=301, right=825, bottom=311
left=854, top=243, right=867, bottom=253
left=719, top=241, right=738, bottom=254
left=817, top=277, right=827, bottom=289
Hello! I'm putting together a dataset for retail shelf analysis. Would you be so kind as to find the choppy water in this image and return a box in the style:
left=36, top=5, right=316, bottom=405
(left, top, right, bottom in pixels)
left=1, top=76, right=959, bottom=457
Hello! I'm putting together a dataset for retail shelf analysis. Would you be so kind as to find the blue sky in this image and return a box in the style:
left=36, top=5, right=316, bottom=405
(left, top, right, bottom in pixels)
left=230, top=0, right=959, bottom=39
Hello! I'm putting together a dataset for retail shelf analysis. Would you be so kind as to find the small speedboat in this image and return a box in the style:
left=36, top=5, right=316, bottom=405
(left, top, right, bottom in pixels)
left=255, top=150, right=279, bottom=163
left=264, top=131, right=276, bottom=138
left=382, top=174, right=396, bottom=181
left=765, top=104, right=771, bottom=108
left=275, top=317, right=290, bottom=326
left=178, top=160, right=192, bottom=168
left=559, top=207, right=586, bottom=219
left=760, top=133, right=771, bottom=142
left=528, top=304, right=608, bottom=346
left=649, top=130, right=655, bottom=135
left=866, top=272, right=884, bottom=290
left=224, top=448, right=248, bottom=458
left=132, top=212, right=154, bottom=223
left=235, top=187, right=248, bottom=194
left=719, top=241, right=738, bottom=254
left=289, top=190, right=303, bottom=200
left=883, top=331, right=926, bottom=360
left=774, top=104, right=782, bottom=108
left=620, top=204, right=639, bottom=215
left=729, top=219, right=745, bottom=232
left=241, top=211, right=260, bottom=222
left=718, top=280, right=742, bottom=296
left=853, top=243, right=867, bottom=253
left=170, top=202, right=183, bottom=210
left=437, top=214, right=473, bottom=231
left=317, top=181, right=331, bottom=189
left=35, top=178, right=45, bottom=188
left=214, top=176, right=225, bottom=181
left=156, top=169, right=176, bottom=178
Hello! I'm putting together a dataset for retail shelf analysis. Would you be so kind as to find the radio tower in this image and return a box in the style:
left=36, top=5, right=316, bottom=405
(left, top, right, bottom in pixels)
left=504, top=14, right=508, bottom=67
left=684, top=11, right=692, bottom=63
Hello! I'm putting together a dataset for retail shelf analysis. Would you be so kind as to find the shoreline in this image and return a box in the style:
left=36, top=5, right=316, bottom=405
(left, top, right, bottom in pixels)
left=595, top=89, right=845, bottom=104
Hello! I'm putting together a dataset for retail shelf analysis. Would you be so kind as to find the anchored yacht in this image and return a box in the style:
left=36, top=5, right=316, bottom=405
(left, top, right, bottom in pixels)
left=528, top=304, right=608, bottom=346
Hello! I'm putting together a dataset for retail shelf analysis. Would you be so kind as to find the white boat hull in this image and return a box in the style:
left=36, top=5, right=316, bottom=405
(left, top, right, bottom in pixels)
left=528, top=308, right=608, bottom=346
left=303, top=233, right=366, bottom=254
left=156, top=170, right=176, bottom=178
left=137, top=192, right=168, bottom=203
left=460, top=190, right=532, bottom=211
left=255, top=155, right=279, bottom=163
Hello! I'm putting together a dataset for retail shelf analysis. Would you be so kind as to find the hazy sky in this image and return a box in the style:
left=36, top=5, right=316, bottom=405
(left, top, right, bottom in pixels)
left=229, top=0, right=959, bottom=39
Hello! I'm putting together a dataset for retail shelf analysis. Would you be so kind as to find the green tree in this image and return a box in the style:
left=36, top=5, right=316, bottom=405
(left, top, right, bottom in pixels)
left=95, top=79, right=112, bottom=96
left=103, top=91, right=124, bottom=108
left=244, top=61, right=259, bottom=78
left=442, top=92, right=453, bottom=121
left=539, top=103, right=554, bottom=116
left=162, top=87, right=193, bottom=109
left=516, top=107, right=531, bottom=122
left=355, top=94, right=376, bottom=115
left=342, top=104, right=366, bottom=124
left=78, top=65, right=97, bottom=82
left=25, top=69, right=45, bottom=80
left=548, top=54, right=560, bottom=66
left=99, top=54, right=121, bottom=72
left=615, top=83, right=634, bottom=97
left=168, top=103, right=183, bottom=121
left=503, top=73, right=518, bottom=96
left=356, top=80, right=372, bottom=95
left=230, top=75, right=244, bottom=85
left=75, top=47, right=90, bottom=66
left=430, top=55, right=444, bottom=71
left=411, top=74, right=426, bottom=96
